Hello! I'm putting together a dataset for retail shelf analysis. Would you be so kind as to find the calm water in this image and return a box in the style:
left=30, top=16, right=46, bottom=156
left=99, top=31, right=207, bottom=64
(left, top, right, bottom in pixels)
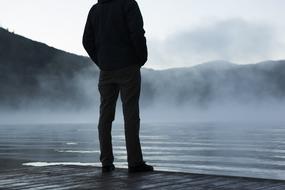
left=0, top=122, right=285, bottom=180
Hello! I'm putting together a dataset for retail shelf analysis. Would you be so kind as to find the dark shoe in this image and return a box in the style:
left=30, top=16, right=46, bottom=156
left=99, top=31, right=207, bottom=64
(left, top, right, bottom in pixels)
left=128, top=162, right=154, bottom=173
left=102, top=164, right=115, bottom=173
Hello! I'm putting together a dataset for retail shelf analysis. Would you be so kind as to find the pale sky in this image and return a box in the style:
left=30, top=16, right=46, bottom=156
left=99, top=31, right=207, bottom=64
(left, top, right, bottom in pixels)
left=0, top=0, right=285, bottom=69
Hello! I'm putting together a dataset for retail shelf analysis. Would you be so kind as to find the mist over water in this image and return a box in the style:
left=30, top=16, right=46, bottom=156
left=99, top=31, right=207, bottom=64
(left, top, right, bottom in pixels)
left=2, top=101, right=285, bottom=125
left=1, top=60, right=285, bottom=124
left=1, top=58, right=285, bottom=180
left=1, top=29, right=285, bottom=179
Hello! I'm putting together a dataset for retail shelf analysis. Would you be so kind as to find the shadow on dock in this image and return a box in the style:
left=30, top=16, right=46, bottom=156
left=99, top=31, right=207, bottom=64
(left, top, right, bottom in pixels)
left=1, top=165, right=285, bottom=190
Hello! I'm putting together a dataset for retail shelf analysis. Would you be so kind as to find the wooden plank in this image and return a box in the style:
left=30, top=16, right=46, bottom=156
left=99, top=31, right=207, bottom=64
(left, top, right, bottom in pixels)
left=1, top=166, right=285, bottom=190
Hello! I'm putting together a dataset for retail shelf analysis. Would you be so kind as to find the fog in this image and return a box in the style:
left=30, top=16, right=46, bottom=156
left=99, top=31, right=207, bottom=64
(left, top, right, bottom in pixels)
left=1, top=20, right=285, bottom=125
left=149, top=19, right=283, bottom=69
left=1, top=60, right=285, bottom=125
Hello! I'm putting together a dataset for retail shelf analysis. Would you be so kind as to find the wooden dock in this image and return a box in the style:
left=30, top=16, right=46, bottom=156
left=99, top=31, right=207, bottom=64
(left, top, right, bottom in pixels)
left=0, top=165, right=285, bottom=190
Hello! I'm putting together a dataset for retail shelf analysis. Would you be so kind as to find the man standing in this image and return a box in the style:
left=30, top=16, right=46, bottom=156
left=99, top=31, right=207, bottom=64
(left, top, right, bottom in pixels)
left=83, top=0, right=153, bottom=173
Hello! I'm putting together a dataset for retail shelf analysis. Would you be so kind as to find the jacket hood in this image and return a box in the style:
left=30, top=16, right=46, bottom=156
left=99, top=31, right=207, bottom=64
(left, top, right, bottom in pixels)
left=98, top=0, right=113, bottom=3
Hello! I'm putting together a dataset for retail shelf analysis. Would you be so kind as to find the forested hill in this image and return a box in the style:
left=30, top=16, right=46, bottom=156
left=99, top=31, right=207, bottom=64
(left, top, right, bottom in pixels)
left=1, top=27, right=285, bottom=111
left=0, top=27, right=96, bottom=110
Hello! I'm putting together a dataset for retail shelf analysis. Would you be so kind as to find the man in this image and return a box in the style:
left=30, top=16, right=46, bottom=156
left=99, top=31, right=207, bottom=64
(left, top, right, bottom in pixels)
left=83, top=0, right=154, bottom=173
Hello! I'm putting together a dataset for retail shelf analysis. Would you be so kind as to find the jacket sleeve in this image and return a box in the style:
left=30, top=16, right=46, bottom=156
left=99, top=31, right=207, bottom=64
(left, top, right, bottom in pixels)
left=124, top=0, right=148, bottom=66
left=82, top=8, right=98, bottom=64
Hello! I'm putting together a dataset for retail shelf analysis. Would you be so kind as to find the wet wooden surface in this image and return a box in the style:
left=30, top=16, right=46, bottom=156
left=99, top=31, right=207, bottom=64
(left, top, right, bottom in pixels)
left=0, top=166, right=285, bottom=190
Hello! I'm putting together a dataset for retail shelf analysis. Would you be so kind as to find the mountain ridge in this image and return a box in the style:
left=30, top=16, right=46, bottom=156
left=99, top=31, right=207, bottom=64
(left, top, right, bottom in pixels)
left=1, top=27, right=285, bottom=111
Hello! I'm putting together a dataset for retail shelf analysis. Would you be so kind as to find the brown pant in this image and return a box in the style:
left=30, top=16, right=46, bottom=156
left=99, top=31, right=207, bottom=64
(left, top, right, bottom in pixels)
left=98, top=65, right=143, bottom=167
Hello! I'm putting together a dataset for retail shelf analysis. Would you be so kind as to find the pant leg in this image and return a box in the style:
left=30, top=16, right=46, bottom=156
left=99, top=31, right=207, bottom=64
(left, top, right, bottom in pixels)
left=119, top=67, right=143, bottom=167
left=98, top=72, right=119, bottom=166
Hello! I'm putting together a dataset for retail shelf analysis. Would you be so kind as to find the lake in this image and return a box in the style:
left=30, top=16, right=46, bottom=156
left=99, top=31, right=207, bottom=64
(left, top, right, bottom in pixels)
left=0, top=122, right=284, bottom=180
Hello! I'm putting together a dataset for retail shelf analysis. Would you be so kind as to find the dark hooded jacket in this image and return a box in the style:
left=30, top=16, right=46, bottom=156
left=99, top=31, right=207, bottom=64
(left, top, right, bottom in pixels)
left=83, top=0, right=147, bottom=71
